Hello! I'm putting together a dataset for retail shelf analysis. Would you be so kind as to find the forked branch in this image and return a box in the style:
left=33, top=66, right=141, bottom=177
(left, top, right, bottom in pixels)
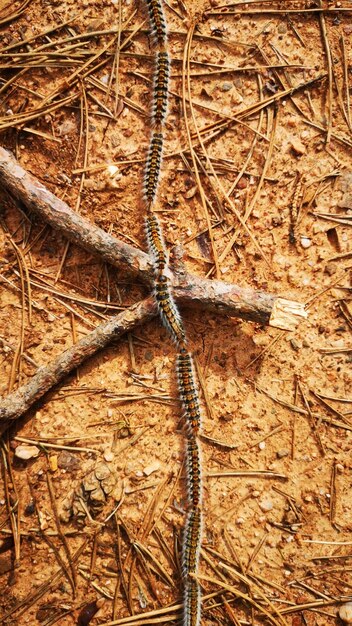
left=0, top=147, right=307, bottom=428
left=0, top=146, right=306, bottom=327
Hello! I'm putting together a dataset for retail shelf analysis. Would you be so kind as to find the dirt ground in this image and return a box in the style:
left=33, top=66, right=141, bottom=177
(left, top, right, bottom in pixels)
left=0, top=0, right=351, bottom=625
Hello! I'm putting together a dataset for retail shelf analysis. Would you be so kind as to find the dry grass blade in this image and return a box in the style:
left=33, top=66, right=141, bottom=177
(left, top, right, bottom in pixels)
left=219, top=561, right=287, bottom=626
left=132, top=540, right=174, bottom=587
left=207, top=470, right=287, bottom=479
left=254, top=384, right=352, bottom=431
left=317, top=0, right=333, bottom=143
left=205, top=5, right=352, bottom=16
left=194, top=572, right=288, bottom=626
left=27, top=478, right=75, bottom=595
left=112, top=519, right=131, bottom=617
left=0, top=444, right=20, bottom=571
left=182, top=21, right=221, bottom=277
left=0, top=93, right=77, bottom=130
left=14, top=436, right=98, bottom=454
left=0, top=0, right=31, bottom=25
left=1, top=217, right=32, bottom=380
left=183, top=21, right=270, bottom=268
left=218, top=100, right=278, bottom=265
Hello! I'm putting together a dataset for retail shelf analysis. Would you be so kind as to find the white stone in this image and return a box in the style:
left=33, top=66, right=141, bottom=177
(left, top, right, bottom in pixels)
left=15, top=445, right=40, bottom=460
left=300, top=236, right=312, bottom=249
left=143, top=461, right=161, bottom=476
left=259, top=498, right=273, bottom=512
left=339, top=603, right=352, bottom=624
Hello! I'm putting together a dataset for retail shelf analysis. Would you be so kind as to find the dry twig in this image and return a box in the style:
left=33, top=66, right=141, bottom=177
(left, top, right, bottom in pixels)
left=0, top=146, right=306, bottom=328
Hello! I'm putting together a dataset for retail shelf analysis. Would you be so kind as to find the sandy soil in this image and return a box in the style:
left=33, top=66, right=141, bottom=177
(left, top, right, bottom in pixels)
left=0, top=1, right=351, bottom=625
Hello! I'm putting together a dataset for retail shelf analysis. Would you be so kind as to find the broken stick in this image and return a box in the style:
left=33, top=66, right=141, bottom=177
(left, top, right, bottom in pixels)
left=0, top=298, right=157, bottom=429
left=0, top=146, right=307, bottom=328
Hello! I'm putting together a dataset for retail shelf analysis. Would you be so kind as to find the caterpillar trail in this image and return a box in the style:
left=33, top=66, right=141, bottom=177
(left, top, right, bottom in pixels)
left=177, top=348, right=202, bottom=434
left=146, top=213, right=168, bottom=273
left=186, top=436, right=202, bottom=508
left=144, top=131, right=163, bottom=207
left=145, top=0, right=167, bottom=49
left=155, top=275, right=186, bottom=344
left=152, top=50, right=169, bottom=128
left=182, top=505, right=202, bottom=577
left=184, top=578, right=201, bottom=626
left=143, top=3, right=203, bottom=626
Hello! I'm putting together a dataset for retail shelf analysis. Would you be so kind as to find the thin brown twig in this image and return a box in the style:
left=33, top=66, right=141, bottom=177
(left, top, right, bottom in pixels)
left=0, top=146, right=305, bottom=329
left=0, top=297, right=157, bottom=429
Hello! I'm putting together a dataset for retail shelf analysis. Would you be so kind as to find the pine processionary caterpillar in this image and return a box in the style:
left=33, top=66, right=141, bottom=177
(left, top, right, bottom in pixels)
left=146, top=213, right=168, bottom=273
left=155, top=275, right=186, bottom=344
left=145, top=0, right=167, bottom=49
left=182, top=505, right=202, bottom=577
left=145, top=215, right=185, bottom=342
left=153, top=50, right=169, bottom=128
left=177, top=348, right=201, bottom=434
left=186, top=436, right=202, bottom=508
left=145, top=131, right=163, bottom=206
left=144, top=3, right=202, bottom=626
left=184, top=578, right=201, bottom=626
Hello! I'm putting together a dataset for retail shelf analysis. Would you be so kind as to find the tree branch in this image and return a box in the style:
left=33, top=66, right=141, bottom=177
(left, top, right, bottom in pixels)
left=0, top=147, right=308, bottom=429
left=0, top=146, right=306, bottom=327
left=0, top=298, right=157, bottom=429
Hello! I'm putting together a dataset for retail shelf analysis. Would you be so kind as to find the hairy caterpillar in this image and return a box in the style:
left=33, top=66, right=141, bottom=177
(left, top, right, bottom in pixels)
left=144, top=131, right=163, bottom=206
left=155, top=275, right=186, bottom=344
left=177, top=348, right=201, bottom=434
left=186, top=436, right=202, bottom=508
left=145, top=0, right=167, bottom=49
left=152, top=50, right=169, bottom=128
left=182, top=505, right=202, bottom=577
left=184, top=578, right=201, bottom=626
left=146, top=213, right=168, bottom=273
left=143, top=4, right=202, bottom=626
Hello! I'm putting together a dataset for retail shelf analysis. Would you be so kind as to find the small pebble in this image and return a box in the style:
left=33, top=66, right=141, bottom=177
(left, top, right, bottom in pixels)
left=104, top=451, right=114, bottom=463
left=220, top=81, right=233, bottom=92
left=276, top=449, right=289, bottom=459
left=143, top=461, right=161, bottom=476
left=339, top=602, right=352, bottom=624
left=58, top=451, right=80, bottom=472
left=290, top=139, right=306, bottom=155
left=300, top=236, right=312, bottom=249
left=15, top=445, right=40, bottom=460
left=230, top=88, right=243, bottom=105
left=258, top=441, right=266, bottom=450
left=259, top=498, right=273, bottom=512
left=290, top=338, right=302, bottom=351
left=253, top=335, right=270, bottom=347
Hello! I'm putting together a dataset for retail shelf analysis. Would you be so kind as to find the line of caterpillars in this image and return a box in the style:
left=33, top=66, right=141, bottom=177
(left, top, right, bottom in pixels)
left=143, top=2, right=203, bottom=625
